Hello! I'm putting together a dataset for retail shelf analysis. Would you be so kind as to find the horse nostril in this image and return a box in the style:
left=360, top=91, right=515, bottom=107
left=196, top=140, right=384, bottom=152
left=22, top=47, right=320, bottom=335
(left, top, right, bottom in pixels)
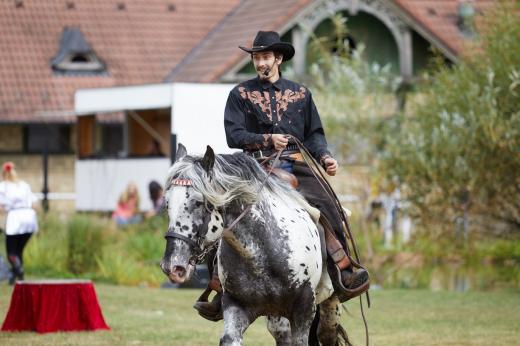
left=172, top=265, right=186, bottom=278
left=160, top=260, right=170, bottom=274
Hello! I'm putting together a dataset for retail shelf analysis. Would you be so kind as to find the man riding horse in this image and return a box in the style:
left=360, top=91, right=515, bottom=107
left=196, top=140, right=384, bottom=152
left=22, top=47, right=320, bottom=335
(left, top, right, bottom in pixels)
left=194, top=30, right=370, bottom=321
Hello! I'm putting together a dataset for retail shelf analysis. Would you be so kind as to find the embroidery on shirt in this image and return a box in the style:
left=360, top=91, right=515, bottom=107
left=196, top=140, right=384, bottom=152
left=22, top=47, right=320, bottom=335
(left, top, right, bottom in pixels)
left=239, top=86, right=306, bottom=122
left=275, top=87, right=306, bottom=120
left=239, top=87, right=273, bottom=120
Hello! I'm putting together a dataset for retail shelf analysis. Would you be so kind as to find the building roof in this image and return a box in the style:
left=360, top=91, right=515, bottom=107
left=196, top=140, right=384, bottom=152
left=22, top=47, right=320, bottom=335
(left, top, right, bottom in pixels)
left=168, top=0, right=497, bottom=83
left=165, top=0, right=313, bottom=83
left=0, top=0, right=239, bottom=123
left=393, top=0, right=496, bottom=57
left=1, top=0, right=498, bottom=123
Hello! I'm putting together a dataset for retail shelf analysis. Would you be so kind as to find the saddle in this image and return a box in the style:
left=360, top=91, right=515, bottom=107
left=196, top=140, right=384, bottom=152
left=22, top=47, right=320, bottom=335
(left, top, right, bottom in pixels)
left=268, top=167, right=299, bottom=188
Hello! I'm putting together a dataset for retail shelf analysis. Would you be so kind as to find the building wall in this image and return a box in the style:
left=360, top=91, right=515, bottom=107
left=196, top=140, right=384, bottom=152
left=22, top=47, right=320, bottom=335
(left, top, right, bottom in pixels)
left=308, top=12, right=399, bottom=74
left=129, top=109, right=171, bottom=157
left=0, top=125, right=23, bottom=151
left=412, top=31, right=435, bottom=75
left=0, top=153, right=76, bottom=212
left=0, top=122, right=76, bottom=212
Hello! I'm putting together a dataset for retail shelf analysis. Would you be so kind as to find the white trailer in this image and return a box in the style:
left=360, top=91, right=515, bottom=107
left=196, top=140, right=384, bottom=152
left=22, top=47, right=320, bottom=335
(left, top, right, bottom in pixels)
left=74, top=83, right=235, bottom=212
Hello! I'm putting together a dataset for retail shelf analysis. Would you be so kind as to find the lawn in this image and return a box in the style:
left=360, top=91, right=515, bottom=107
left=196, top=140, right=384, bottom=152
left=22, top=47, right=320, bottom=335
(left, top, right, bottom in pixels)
left=0, top=284, right=519, bottom=345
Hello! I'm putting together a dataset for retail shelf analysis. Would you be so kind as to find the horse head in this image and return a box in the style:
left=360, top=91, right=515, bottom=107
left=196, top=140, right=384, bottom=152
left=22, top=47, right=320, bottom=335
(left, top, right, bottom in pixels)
left=160, top=144, right=224, bottom=284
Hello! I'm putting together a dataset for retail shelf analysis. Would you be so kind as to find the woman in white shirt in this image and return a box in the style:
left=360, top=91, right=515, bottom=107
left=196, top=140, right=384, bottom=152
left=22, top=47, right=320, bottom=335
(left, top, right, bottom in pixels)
left=0, top=162, right=38, bottom=284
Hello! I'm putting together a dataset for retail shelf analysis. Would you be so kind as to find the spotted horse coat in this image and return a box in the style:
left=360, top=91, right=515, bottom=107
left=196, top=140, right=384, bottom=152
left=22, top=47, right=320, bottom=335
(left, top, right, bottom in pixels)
left=160, top=144, right=351, bottom=346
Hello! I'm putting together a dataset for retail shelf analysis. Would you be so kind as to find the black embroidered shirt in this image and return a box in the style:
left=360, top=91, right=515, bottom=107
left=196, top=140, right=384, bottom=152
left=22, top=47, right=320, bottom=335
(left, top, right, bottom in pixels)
left=224, top=77, right=331, bottom=160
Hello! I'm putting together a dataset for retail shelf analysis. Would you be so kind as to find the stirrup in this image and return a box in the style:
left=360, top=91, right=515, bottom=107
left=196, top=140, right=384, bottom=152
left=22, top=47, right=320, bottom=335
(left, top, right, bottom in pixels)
left=327, top=259, right=370, bottom=303
left=193, top=270, right=223, bottom=322
left=194, top=289, right=223, bottom=322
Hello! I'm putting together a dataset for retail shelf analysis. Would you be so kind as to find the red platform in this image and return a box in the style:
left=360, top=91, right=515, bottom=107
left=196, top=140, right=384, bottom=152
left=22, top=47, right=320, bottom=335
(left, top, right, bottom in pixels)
left=1, top=280, right=110, bottom=333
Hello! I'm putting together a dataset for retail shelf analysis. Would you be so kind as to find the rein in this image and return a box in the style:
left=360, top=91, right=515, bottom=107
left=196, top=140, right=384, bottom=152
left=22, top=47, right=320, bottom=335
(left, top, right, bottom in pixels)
left=287, top=135, right=371, bottom=346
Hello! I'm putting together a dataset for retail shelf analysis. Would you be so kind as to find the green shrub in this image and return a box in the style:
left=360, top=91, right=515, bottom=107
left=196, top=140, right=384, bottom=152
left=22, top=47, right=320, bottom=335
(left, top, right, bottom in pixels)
left=66, top=214, right=106, bottom=274
left=125, top=231, right=164, bottom=263
left=24, top=214, right=68, bottom=275
left=95, top=248, right=164, bottom=286
left=22, top=213, right=168, bottom=286
left=382, top=2, right=520, bottom=233
left=124, top=216, right=167, bottom=262
left=306, top=14, right=401, bottom=165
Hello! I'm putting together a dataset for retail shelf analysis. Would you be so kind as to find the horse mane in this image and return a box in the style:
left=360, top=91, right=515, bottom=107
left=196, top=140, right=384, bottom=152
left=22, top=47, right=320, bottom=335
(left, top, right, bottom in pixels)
left=165, top=152, right=306, bottom=208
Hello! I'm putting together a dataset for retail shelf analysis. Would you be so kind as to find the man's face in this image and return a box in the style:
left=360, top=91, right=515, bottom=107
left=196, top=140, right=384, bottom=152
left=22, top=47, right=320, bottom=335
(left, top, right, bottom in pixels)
left=252, top=51, right=282, bottom=80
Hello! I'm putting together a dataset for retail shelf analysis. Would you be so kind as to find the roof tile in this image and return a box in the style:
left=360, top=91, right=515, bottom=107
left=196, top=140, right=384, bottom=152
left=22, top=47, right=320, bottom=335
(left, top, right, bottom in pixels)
left=0, top=0, right=239, bottom=123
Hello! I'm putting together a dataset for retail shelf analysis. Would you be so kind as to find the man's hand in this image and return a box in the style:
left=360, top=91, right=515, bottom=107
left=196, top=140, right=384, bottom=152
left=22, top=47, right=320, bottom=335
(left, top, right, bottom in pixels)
left=322, top=156, right=338, bottom=176
left=272, top=134, right=289, bottom=151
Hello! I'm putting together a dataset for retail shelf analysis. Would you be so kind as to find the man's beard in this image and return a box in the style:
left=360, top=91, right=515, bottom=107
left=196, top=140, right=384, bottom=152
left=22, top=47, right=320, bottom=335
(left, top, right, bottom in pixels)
left=258, top=61, right=276, bottom=80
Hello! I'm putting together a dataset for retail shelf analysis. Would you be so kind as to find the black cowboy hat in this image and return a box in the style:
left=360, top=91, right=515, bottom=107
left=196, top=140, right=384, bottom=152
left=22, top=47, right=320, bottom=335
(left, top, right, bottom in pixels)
left=239, top=31, right=295, bottom=61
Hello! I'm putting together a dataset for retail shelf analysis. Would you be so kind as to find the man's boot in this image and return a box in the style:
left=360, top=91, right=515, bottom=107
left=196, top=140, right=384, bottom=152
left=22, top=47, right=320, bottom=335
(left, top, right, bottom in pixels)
left=324, top=225, right=370, bottom=302
left=193, top=266, right=223, bottom=321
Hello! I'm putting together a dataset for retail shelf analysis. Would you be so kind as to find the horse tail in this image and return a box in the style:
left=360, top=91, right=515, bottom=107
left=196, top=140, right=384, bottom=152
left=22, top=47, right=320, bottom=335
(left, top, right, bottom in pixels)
left=308, top=305, right=352, bottom=346
left=337, top=323, right=352, bottom=346
left=308, top=306, right=320, bottom=346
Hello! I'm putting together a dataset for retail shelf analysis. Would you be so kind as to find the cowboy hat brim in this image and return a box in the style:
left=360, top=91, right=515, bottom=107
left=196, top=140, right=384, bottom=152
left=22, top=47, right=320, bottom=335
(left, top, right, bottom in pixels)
left=239, top=42, right=295, bottom=62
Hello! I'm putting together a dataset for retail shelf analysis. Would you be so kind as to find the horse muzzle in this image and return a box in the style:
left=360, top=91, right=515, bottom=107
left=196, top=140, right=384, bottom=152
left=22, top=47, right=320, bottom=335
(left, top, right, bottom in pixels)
left=160, top=260, right=194, bottom=284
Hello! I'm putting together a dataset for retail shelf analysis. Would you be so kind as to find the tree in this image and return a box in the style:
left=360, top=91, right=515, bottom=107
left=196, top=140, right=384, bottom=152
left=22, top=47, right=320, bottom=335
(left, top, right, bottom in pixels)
left=305, top=15, right=401, bottom=166
left=383, top=1, right=520, bottom=234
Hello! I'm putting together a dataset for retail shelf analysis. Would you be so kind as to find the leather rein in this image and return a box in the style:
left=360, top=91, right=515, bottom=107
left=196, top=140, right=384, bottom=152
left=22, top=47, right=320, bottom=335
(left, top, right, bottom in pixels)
left=287, top=135, right=371, bottom=346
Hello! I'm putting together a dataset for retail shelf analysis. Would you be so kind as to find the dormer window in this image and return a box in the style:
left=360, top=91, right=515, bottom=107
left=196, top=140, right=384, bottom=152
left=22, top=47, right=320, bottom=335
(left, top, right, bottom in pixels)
left=71, top=54, right=89, bottom=63
left=51, top=27, right=106, bottom=74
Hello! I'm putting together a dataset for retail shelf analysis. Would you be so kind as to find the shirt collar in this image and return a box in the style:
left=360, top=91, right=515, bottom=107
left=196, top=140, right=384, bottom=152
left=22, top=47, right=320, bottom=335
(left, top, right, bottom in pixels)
left=257, top=76, right=283, bottom=91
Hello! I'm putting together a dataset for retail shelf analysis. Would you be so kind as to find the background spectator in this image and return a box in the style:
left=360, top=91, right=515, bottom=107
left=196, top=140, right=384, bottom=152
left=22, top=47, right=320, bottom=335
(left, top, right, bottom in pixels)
left=112, top=182, right=141, bottom=226
left=0, top=161, right=38, bottom=284
left=145, top=180, right=165, bottom=218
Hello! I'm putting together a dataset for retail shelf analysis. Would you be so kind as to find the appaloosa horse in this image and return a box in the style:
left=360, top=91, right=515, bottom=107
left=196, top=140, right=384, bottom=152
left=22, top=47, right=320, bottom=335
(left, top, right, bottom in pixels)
left=160, top=144, right=350, bottom=346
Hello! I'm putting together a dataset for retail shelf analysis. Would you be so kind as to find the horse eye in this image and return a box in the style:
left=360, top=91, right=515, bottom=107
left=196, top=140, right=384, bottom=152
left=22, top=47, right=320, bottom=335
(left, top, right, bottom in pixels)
left=204, top=203, right=213, bottom=212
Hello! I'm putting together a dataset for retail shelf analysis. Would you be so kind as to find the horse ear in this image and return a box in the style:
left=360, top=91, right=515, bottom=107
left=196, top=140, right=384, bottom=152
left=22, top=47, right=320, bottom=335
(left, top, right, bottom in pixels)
left=201, top=146, right=215, bottom=173
left=176, top=143, right=187, bottom=161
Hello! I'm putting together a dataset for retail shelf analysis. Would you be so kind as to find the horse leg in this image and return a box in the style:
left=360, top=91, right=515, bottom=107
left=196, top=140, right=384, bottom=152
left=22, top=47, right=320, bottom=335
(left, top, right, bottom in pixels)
left=266, top=316, right=292, bottom=346
left=288, top=288, right=316, bottom=346
left=318, top=294, right=351, bottom=346
left=220, top=295, right=253, bottom=346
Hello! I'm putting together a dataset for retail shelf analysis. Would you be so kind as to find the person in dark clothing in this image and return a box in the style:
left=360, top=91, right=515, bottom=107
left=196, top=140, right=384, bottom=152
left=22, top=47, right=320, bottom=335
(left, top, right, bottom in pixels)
left=146, top=180, right=165, bottom=218
left=194, top=31, right=369, bottom=321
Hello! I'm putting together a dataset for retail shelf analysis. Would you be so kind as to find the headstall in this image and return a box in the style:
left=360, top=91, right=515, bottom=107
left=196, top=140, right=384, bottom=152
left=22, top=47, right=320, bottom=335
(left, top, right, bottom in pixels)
left=165, top=177, right=217, bottom=264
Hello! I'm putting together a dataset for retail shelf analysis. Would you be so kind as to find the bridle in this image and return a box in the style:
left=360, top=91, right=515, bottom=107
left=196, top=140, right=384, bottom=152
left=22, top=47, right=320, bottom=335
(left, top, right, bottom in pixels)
left=164, top=178, right=221, bottom=265
left=163, top=150, right=282, bottom=266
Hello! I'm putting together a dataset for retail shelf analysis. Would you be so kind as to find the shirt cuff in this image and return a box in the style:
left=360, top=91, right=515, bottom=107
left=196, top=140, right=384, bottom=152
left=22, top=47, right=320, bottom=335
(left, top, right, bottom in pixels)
left=244, top=134, right=272, bottom=151
left=319, top=153, right=333, bottom=168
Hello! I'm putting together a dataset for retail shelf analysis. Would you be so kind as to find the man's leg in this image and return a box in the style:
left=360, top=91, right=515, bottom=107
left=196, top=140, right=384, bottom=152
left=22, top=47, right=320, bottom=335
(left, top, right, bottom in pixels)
left=293, top=162, right=369, bottom=299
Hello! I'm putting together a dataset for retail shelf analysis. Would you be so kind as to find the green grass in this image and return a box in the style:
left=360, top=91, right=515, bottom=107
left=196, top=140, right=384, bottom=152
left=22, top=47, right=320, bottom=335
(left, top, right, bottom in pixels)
left=1, top=284, right=519, bottom=345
